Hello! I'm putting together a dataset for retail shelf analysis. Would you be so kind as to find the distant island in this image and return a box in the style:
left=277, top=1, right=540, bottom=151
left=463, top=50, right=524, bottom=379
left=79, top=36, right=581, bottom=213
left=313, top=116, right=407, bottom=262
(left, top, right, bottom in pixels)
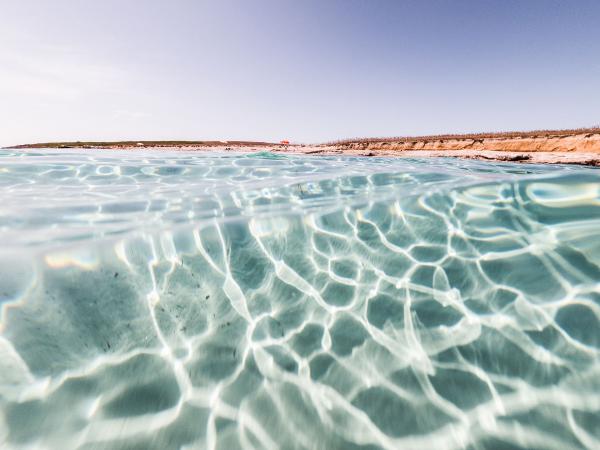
left=8, top=127, right=600, bottom=165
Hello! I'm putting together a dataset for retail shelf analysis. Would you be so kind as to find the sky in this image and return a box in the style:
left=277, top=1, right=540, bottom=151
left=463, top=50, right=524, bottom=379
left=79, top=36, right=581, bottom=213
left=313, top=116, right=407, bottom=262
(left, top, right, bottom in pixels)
left=1, top=0, right=599, bottom=146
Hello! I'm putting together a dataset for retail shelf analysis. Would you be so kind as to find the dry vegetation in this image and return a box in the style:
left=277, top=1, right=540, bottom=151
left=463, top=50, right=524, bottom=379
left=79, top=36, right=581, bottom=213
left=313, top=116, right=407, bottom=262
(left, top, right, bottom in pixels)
left=324, top=127, right=600, bottom=146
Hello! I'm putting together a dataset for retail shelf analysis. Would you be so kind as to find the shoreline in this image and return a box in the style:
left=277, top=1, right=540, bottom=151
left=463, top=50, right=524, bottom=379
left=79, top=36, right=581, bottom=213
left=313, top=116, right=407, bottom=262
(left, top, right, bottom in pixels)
left=7, top=128, right=600, bottom=166
left=10, top=145, right=600, bottom=166
left=277, top=147, right=600, bottom=166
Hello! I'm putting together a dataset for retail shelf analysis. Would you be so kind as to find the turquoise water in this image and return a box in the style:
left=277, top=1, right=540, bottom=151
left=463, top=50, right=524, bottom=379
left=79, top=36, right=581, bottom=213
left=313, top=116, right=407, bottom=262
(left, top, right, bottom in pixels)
left=0, top=149, right=599, bottom=449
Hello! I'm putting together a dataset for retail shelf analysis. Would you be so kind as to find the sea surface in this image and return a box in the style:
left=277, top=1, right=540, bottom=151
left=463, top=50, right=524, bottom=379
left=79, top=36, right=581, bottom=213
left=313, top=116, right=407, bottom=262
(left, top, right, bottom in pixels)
left=0, top=149, right=599, bottom=449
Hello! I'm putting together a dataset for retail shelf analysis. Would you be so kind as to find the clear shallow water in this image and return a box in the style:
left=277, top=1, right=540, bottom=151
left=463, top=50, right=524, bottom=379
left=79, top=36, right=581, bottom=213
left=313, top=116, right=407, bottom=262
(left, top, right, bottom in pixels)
left=0, top=149, right=599, bottom=449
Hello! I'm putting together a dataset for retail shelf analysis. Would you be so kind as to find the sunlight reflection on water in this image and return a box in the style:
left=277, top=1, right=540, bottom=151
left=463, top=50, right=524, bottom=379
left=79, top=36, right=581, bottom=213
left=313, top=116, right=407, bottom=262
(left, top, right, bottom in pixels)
left=0, top=149, right=599, bottom=449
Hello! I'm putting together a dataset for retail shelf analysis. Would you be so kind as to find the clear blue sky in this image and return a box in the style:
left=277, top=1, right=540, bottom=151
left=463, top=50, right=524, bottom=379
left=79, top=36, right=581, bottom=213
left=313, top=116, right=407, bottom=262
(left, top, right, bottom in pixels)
left=1, top=0, right=599, bottom=146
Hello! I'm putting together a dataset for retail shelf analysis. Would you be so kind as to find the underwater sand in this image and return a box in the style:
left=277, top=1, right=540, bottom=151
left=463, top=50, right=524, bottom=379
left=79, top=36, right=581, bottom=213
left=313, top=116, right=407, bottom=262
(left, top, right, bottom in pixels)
left=0, top=149, right=599, bottom=449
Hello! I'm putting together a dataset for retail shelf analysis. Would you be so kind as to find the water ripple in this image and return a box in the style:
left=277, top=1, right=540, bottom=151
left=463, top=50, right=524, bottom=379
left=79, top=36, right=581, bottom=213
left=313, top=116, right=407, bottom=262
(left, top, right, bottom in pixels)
left=0, top=149, right=599, bottom=449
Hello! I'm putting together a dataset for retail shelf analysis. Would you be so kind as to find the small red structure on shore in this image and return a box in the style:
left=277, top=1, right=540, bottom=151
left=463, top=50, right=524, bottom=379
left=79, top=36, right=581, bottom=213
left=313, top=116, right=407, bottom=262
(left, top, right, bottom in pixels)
left=280, top=140, right=290, bottom=145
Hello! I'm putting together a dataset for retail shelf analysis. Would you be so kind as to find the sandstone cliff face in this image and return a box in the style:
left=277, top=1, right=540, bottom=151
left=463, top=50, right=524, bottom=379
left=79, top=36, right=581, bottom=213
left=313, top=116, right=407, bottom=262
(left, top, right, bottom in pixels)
left=335, top=133, right=600, bottom=153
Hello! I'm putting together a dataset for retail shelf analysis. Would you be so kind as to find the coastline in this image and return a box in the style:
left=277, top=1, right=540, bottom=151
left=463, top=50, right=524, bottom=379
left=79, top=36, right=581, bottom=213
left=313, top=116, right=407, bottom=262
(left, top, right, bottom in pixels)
left=283, top=129, right=600, bottom=165
left=7, top=128, right=600, bottom=166
left=280, top=147, right=600, bottom=166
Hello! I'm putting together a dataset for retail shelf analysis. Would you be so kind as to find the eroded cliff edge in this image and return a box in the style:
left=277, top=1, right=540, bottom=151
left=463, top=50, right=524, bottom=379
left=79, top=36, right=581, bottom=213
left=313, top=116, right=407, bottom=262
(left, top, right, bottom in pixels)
left=292, top=130, right=600, bottom=165
left=324, top=131, right=600, bottom=153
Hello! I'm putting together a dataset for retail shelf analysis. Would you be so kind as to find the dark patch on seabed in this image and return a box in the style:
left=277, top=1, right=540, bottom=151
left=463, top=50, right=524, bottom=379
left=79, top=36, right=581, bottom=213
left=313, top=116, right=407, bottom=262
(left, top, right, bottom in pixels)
left=0, top=149, right=599, bottom=449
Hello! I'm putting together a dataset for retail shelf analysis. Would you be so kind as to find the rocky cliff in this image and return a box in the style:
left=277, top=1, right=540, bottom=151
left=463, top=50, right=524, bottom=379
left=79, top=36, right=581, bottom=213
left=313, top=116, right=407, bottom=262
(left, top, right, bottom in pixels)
left=331, top=132, right=600, bottom=153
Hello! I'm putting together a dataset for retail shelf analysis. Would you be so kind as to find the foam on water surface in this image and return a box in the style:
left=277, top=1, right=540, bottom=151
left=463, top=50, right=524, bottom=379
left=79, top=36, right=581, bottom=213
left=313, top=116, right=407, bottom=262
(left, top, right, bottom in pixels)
left=0, top=149, right=599, bottom=449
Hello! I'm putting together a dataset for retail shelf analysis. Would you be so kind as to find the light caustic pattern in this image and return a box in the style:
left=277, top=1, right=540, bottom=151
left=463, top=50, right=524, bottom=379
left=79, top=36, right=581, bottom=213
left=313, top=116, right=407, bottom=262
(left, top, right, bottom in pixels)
left=0, top=149, right=599, bottom=449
